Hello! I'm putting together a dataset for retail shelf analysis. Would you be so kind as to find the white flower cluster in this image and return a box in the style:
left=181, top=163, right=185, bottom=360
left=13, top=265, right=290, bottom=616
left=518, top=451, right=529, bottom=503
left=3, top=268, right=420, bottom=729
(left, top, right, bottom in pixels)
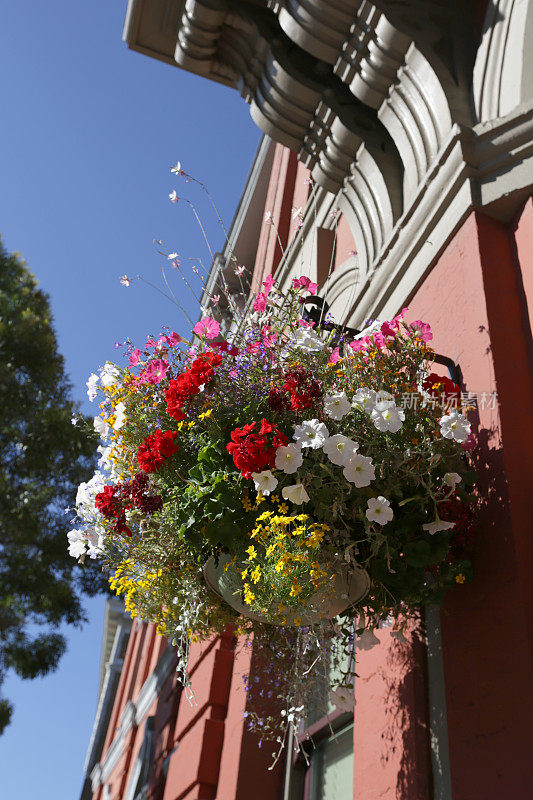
left=251, top=383, right=468, bottom=534
left=67, top=471, right=107, bottom=560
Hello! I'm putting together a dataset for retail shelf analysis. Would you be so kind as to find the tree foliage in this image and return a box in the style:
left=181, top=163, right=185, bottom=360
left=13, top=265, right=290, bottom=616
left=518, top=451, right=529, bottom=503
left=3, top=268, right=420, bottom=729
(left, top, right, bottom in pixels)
left=0, top=239, right=108, bottom=732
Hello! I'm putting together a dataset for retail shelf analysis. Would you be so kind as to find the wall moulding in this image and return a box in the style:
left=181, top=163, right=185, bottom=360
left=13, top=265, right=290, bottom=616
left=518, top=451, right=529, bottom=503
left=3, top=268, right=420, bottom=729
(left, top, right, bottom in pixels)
left=124, top=0, right=533, bottom=319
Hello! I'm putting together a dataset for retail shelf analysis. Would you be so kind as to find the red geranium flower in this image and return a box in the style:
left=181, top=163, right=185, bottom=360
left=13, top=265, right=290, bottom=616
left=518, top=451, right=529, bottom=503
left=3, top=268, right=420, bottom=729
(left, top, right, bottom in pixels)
left=423, top=373, right=461, bottom=404
left=226, top=419, right=288, bottom=479
left=137, top=429, right=179, bottom=473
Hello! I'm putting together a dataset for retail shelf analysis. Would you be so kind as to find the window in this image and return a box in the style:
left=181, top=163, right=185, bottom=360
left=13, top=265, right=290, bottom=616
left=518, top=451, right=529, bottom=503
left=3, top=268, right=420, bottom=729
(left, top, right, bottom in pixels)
left=286, top=640, right=354, bottom=800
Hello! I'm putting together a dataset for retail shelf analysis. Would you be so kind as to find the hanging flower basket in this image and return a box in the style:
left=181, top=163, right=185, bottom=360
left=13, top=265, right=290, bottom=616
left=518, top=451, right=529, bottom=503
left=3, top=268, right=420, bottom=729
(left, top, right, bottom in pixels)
left=69, top=267, right=477, bottom=755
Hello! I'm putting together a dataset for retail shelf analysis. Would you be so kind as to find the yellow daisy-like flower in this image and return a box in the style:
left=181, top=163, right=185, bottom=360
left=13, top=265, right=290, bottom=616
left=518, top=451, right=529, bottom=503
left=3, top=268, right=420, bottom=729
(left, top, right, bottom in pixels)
left=246, top=545, right=257, bottom=559
left=251, top=565, right=261, bottom=583
left=198, top=408, right=213, bottom=420
left=455, top=573, right=466, bottom=584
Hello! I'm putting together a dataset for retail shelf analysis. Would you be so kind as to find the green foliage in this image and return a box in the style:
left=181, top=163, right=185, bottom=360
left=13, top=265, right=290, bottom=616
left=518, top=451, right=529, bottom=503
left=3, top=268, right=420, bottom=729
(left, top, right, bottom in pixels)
left=0, top=239, right=108, bottom=731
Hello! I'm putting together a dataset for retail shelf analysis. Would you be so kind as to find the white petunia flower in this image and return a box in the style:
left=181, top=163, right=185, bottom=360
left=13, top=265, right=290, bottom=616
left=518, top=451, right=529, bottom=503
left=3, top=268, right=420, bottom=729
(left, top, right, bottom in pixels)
left=329, top=686, right=355, bottom=713
left=443, top=472, right=462, bottom=487
left=371, top=400, right=405, bottom=433
left=323, top=434, right=358, bottom=466
left=423, top=519, right=455, bottom=535
left=343, top=454, right=375, bottom=487
left=291, top=328, right=325, bottom=352
left=282, top=484, right=310, bottom=505
left=293, top=419, right=329, bottom=449
left=113, top=402, right=126, bottom=430
left=67, top=530, right=87, bottom=559
left=85, top=526, right=105, bottom=558
left=274, top=443, right=303, bottom=474
left=86, top=373, right=99, bottom=401
left=99, top=362, right=120, bottom=388
left=252, top=470, right=278, bottom=496
left=324, top=392, right=351, bottom=421
left=352, top=387, right=377, bottom=414
left=93, top=415, right=109, bottom=440
left=366, top=496, right=393, bottom=525
left=76, top=472, right=106, bottom=523
left=439, top=410, right=471, bottom=443
left=356, top=628, right=380, bottom=651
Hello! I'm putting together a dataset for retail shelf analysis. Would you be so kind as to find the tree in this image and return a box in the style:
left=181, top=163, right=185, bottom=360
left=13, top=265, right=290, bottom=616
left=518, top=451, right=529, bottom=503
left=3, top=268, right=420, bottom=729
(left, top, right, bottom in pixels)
left=0, top=239, right=108, bottom=733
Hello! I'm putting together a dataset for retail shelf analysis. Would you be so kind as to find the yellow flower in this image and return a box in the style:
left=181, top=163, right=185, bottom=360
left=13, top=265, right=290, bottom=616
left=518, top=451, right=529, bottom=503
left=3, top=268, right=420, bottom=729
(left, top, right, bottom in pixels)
left=277, top=502, right=289, bottom=514
left=246, top=545, right=257, bottom=559
left=198, top=408, right=213, bottom=420
left=243, top=584, right=255, bottom=604
left=293, top=616, right=302, bottom=626
left=290, top=583, right=302, bottom=597
left=251, top=566, right=261, bottom=583
left=455, top=573, right=466, bottom=584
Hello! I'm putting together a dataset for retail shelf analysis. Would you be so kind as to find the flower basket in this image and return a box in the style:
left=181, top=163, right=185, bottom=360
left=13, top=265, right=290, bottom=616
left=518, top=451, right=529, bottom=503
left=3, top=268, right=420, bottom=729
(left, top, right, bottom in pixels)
left=203, top=554, right=370, bottom=625
left=69, top=268, right=477, bottom=756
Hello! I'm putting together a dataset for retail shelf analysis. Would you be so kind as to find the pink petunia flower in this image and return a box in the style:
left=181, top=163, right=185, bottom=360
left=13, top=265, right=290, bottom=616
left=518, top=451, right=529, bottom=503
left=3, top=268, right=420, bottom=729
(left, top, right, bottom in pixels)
left=292, top=276, right=318, bottom=295
left=129, top=349, right=142, bottom=366
left=253, top=292, right=268, bottom=312
left=329, top=347, right=341, bottom=364
left=140, top=359, right=169, bottom=385
left=411, top=320, right=433, bottom=342
left=193, top=317, right=221, bottom=340
left=262, top=274, right=274, bottom=294
left=298, top=319, right=315, bottom=328
left=380, top=321, right=396, bottom=338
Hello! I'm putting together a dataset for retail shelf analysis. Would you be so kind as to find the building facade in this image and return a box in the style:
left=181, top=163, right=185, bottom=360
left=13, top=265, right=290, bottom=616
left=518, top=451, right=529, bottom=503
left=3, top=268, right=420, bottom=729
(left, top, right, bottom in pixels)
left=81, top=1, right=533, bottom=798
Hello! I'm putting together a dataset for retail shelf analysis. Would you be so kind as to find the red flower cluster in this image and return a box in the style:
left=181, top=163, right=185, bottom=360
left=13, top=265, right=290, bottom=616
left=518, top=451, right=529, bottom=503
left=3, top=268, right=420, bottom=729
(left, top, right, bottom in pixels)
left=137, top=429, right=179, bottom=473
left=165, top=351, right=223, bottom=421
left=95, top=485, right=131, bottom=534
left=267, top=366, right=322, bottom=412
left=95, top=473, right=164, bottom=536
left=422, top=373, right=461, bottom=404
left=226, top=419, right=288, bottom=479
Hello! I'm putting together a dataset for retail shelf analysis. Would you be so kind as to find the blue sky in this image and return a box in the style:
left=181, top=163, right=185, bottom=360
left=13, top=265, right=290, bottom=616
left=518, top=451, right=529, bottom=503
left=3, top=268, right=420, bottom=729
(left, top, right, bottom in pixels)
left=0, top=1, right=260, bottom=797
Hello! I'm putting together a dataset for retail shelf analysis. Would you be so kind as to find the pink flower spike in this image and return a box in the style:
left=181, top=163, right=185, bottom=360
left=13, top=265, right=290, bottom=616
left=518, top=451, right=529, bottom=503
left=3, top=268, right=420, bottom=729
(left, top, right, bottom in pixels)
left=145, top=337, right=159, bottom=349
left=210, top=294, right=221, bottom=306
left=298, top=319, right=315, bottom=328
left=349, top=339, right=366, bottom=353
left=253, top=292, right=268, bottom=312
left=329, top=347, right=341, bottom=364
left=246, top=341, right=261, bottom=354
left=129, top=349, right=142, bottom=366
left=262, top=274, right=274, bottom=294
left=193, top=317, right=220, bottom=340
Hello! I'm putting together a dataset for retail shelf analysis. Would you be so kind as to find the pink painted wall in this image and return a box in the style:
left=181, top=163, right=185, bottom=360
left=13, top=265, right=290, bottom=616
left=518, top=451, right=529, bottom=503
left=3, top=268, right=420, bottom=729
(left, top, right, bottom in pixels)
left=407, top=210, right=533, bottom=799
